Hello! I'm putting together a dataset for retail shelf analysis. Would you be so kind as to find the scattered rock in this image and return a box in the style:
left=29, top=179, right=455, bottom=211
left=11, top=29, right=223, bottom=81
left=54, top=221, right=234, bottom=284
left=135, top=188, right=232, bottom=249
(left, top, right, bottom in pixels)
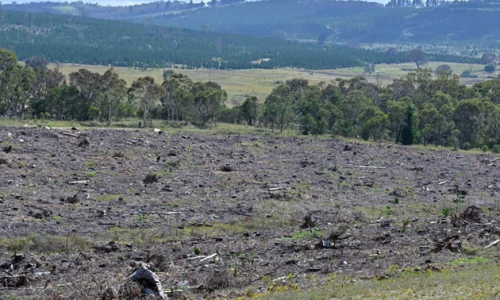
left=3, top=145, right=12, bottom=153
left=163, top=186, right=174, bottom=192
left=220, top=165, right=233, bottom=172
left=167, top=150, right=177, bottom=157
left=78, top=138, right=90, bottom=147
left=143, top=174, right=159, bottom=185
left=0, top=157, right=10, bottom=165
left=61, top=194, right=80, bottom=204
left=390, top=188, right=407, bottom=198
left=112, top=152, right=124, bottom=158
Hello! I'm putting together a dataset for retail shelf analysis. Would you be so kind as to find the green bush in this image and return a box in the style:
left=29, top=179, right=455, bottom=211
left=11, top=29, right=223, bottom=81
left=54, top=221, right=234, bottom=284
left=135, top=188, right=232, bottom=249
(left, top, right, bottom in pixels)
left=462, top=142, right=471, bottom=150
left=482, top=145, right=489, bottom=152
left=461, top=70, right=478, bottom=78
left=492, top=145, right=500, bottom=154
left=442, top=208, right=450, bottom=217
left=485, top=64, right=496, bottom=73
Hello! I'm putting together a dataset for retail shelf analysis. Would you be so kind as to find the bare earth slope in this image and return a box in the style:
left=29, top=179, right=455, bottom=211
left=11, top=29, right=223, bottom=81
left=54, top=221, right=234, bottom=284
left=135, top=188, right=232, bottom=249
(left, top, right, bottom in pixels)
left=1, top=127, right=500, bottom=299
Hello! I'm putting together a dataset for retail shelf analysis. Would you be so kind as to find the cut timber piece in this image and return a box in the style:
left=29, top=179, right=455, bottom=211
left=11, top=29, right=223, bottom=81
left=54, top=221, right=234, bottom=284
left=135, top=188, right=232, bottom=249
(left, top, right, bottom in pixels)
left=68, top=180, right=89, bottom=185
left=59, top=131, right=79, bottom=138
left=485, top=239, right=500, bottom=249
left=200, top=253, right=217, bottom=262
left=356, top=166, right=386, bottom=169
left=128, top=265, right=167, bottom=299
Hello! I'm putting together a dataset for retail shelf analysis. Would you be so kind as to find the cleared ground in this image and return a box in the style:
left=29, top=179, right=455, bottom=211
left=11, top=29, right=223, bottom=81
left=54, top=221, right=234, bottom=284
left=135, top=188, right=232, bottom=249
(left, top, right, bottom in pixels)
left=49, top=62, right=498, bottom=105
left=2, top=123, right=500, bottom=299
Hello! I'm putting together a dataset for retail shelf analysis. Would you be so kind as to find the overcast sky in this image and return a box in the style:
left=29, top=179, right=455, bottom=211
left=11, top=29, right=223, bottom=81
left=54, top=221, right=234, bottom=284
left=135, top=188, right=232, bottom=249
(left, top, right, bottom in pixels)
left=2, top=0, right=388, bottom=5
left=1, top=0, right=173, bottom=5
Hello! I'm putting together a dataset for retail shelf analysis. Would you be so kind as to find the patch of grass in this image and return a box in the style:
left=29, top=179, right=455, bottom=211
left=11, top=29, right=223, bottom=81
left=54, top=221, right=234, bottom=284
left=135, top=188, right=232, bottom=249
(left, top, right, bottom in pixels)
left=443, top=207, right=451, bottom=217
left=295, top=180, right=311, bottom=192
left=449, top=257, right=492, bottom=266
left=84, top=161, right=98, bottom=168
left=246, top=262, right=500, bottom=300
left=95, top=194, right=123, bottom=201
left=0, top=233, right=94, bottom=253
left=290, top=229, right=324, bottom=241
left=135, top=214, right=154, bottom=223
left=165, top=160, right=181, bottom=171
left=52, top=215, right=64, bottom=221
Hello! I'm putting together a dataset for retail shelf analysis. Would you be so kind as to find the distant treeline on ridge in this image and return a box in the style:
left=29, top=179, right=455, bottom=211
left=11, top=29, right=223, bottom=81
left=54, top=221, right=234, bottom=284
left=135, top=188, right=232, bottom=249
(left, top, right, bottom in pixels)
left=0, top=10, right=479, bottom=70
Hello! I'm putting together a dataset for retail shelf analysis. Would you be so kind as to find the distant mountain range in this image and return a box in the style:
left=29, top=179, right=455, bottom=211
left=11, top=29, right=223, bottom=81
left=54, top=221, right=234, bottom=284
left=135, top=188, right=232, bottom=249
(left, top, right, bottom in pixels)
left=2, top=0, right=500, bottom=48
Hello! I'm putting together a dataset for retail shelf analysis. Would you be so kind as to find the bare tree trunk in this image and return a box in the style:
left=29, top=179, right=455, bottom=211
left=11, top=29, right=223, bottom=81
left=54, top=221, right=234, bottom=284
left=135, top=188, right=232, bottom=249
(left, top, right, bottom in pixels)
left=108, top=106, right=112, bottom=126
left=143, top=108, right=148, bottom=128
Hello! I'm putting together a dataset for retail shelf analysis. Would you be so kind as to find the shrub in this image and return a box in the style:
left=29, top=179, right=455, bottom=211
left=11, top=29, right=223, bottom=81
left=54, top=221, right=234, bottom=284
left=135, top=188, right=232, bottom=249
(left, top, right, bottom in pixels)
left=401, top=219, right=411, bottom=232
left=485, top=64, right=496, bottom=73
left=435, top=64, right=452, bottom=74
left=442, top=208, right=450, bottom=217
left=461, top=70, right=478, bottom=78
left=218, top=105, right=241, bottom=124
left=492, top=145, right=500, bottom=154
left=462, top=142, right=471, bottom=150
left=482, top=145, right=489, bottom=152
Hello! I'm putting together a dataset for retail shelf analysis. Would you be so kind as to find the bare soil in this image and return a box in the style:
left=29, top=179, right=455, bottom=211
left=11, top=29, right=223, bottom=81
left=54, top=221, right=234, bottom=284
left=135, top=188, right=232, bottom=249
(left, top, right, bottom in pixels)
left=2, top=127, right=500, bottom=299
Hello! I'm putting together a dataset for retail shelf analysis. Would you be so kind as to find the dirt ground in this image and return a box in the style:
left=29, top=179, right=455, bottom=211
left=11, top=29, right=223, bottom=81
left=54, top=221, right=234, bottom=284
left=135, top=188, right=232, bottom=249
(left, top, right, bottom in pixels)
left=2, top=126, right=500, bottom=299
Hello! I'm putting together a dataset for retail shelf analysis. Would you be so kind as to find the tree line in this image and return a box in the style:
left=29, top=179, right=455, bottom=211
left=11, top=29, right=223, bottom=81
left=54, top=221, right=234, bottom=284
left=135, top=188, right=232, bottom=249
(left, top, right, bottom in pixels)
left=224, top=66, right=500, bottom=152
left=0, top=49, right=226, bottom=127
left=3, top=47, right=500, bottom=152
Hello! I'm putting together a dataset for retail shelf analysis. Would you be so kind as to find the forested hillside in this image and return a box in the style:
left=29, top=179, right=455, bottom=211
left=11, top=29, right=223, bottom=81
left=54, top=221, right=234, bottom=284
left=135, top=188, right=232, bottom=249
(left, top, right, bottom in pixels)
left=0, top=0, right=203, bottom=19
left=3, top=0, right=500, bottom=48
left=0, top=10, right=476, bottom=70
left=149, top=0, right=500, bottom=47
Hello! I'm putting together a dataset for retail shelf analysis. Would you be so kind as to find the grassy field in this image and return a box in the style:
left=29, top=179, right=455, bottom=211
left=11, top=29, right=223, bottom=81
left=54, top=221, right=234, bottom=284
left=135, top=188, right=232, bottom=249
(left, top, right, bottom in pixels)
left=241, top=262, right=500, bottom=300
left=49, top=61, right=498, bottom=105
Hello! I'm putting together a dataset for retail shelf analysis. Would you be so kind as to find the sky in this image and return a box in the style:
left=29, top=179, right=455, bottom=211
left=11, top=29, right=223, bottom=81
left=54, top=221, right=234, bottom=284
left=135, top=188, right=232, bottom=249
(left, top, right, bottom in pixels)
left=2, top=0, right=388, bottom=5
left=3, top=0, right=192, bottom=4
